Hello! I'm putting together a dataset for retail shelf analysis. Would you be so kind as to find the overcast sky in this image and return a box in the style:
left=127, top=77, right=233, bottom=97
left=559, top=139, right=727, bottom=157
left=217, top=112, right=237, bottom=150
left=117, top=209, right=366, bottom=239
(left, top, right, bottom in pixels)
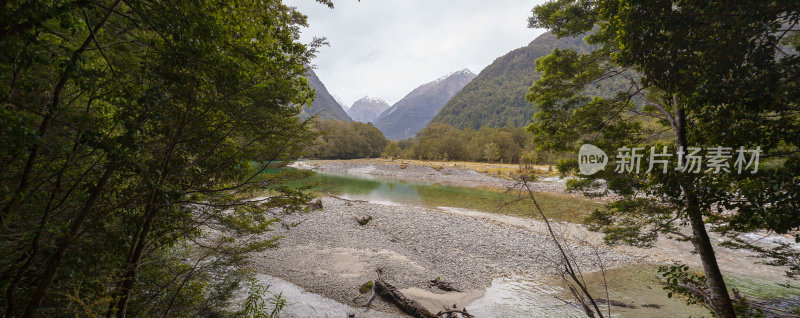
left=286, top=0, right=548, bottom=107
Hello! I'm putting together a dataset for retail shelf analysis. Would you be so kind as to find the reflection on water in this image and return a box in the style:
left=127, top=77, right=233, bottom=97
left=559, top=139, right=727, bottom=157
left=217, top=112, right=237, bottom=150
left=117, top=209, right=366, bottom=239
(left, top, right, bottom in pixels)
left=292, top=172, right=600, bottom=223
left=467, top=275, right=585, bottom=318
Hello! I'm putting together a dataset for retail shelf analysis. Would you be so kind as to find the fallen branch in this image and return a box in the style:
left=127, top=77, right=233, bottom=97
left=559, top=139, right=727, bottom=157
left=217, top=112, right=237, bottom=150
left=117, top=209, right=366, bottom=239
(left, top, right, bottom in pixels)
left=596, top=298, right=636, bottom=309
left=519, top=178, right=605, bottom=318
left=364, top=282, right=377, bottom=308
left=373, top=269, right=437, bottom=318
left=327, top=192, right=367, bottom=203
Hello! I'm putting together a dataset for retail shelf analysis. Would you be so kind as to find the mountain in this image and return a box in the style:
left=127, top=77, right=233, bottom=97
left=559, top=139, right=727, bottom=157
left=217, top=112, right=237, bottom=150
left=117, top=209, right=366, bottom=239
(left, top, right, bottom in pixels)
left=300, top=70, right=352, bottom=121
left=333, top=95, right=348, bottom=110
left=347, top=96, right=390, bottom=123
left=430, top=32, right=594, bottom=130
left=374, top=69, right=476, bottom=140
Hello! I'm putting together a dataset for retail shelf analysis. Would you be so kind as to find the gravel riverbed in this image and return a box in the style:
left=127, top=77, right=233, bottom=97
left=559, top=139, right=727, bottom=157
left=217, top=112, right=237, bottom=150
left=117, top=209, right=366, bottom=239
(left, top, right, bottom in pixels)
left=251, top=197, right=643, bottom=316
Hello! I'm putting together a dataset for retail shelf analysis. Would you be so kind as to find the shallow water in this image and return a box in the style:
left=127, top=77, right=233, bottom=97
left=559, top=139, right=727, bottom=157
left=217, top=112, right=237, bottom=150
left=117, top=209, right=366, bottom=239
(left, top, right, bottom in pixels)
left=466, top=275, right=586, bottom=317
left=253, top=274, right=397, bottom=318
left=292, top=172, right=600, bottom=223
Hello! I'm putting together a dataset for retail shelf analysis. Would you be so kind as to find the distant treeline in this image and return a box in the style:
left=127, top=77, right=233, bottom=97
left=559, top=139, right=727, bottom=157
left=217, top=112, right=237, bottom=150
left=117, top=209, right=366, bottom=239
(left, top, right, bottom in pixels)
left=387, top=122, right=569, bottom=164
left=307, top=120, right=569, bottom=165
left=306, top=120, right=388, bottom=159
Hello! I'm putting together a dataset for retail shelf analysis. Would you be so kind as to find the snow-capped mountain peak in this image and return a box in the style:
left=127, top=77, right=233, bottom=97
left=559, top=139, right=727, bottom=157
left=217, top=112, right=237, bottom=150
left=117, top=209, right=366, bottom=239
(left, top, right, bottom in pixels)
left=356, top=96, right=387, bottom=104
left=347, top=96, right=390, bottom=123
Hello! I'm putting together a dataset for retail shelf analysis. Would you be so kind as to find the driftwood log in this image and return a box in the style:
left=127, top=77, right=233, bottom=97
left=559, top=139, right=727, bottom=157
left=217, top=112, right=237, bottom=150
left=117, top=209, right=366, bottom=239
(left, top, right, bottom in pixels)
left=596, top=298, right=636, bottom=309
left=367, top=269, right=474, bottom=318
left=327, top=192, right=367, bottom=203
left=373, top=269, right=437, bottom=318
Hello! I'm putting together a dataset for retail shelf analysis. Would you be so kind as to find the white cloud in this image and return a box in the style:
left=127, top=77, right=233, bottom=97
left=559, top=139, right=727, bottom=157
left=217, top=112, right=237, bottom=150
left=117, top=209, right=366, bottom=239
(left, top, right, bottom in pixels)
left=286, top=0, right=547, bottom=106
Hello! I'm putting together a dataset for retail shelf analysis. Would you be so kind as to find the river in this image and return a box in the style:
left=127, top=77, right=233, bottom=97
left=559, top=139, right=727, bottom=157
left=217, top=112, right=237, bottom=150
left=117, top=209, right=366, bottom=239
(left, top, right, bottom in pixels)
left=257, top=168, right=798, bottom=317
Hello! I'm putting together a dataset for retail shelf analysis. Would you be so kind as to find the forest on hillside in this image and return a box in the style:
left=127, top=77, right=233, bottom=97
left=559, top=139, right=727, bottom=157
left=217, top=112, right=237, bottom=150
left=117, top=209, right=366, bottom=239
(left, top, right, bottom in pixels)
left=431, top=31, right=635, bottom=130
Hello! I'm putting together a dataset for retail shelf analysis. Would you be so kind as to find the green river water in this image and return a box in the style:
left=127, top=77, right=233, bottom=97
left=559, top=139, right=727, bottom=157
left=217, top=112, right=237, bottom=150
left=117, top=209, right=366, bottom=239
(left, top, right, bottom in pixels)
left=291, top=172, right=601, bottom=223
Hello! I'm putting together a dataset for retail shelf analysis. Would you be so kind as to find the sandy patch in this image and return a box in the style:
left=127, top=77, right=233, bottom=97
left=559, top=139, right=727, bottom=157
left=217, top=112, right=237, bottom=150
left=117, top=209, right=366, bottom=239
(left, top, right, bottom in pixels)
left=399, top=287, right=484, bottom=313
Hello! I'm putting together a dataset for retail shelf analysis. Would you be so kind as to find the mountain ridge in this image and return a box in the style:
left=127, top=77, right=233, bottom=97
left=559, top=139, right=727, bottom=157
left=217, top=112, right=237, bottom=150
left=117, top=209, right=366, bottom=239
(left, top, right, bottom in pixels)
left=374, top=69, right=476, bottom=140
left=300, top=69, right=352, bottom=122
left=347, top=96, right=390, bottom=123
left=430, top=32, right=593, bottom=130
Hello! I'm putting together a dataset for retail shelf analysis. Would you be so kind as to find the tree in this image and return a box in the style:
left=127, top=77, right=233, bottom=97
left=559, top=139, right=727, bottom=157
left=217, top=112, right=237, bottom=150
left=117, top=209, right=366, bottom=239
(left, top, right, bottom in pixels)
left=383, top=141, right=401, bottom=159
left=306, top=119, right=388, bottom=159
left=0, top=0, right=324, bottom=316
left=528, top=1, right=799, bottom=317
left=412, top=122, right=470, bottom=161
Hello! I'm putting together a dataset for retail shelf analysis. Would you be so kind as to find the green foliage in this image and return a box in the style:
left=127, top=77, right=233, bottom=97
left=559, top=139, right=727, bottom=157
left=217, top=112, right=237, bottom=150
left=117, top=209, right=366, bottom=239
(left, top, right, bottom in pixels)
left=238, top=279, right=286, bottom=318
left=359, top=281, right=374, bottom=294
left=658, top=263, right=708, bottom=305
left=528, top=0, right=799, bottom=315
left=555, top=159, right=578, bottom=177
left=396, top=122, right=569, bottom=164
left=0, top=0, right=324, bottom=316
left=382, top=141, right=401, bottom=159
left=306, top=119, right=388, bottom=159
left=586, top=198, right=681, bottom=248
left=529, top=0, right=800, bottom=257
left=658, top=263, right=767, bottom=317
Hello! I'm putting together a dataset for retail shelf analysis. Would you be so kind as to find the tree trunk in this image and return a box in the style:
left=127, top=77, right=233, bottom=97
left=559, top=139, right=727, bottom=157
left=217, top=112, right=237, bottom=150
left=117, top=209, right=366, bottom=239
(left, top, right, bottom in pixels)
left=110, top=108, right=186, bottom=318
left=22, top=164, right=115, bottom=318
left=673, top=103, right=736, bottom=318
left=113, top=203, right=158, bottom=318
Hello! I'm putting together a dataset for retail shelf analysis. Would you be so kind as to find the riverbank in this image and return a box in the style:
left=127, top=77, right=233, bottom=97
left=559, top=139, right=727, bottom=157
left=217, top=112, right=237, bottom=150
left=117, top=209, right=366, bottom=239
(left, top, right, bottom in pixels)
left=250, top=197, right=643, bottom=317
